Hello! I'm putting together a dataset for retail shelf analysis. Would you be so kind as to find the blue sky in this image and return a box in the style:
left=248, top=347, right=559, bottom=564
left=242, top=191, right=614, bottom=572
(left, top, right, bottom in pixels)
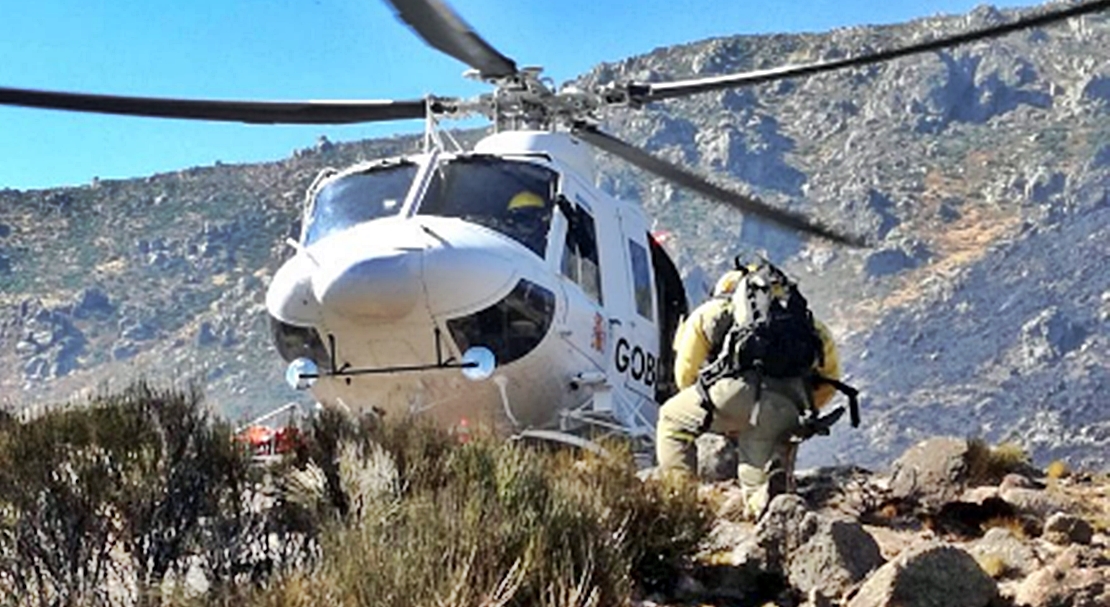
left=0, top=0, right=1038, bottom=191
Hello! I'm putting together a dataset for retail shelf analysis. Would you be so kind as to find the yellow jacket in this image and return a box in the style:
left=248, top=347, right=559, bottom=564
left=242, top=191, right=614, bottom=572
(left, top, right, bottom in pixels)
left=672, top=297, right=841, bottom=409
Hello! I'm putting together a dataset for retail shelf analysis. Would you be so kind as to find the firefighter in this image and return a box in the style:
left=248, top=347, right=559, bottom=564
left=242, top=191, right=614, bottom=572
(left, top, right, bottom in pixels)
left=656, top=263, right=849, bottom=520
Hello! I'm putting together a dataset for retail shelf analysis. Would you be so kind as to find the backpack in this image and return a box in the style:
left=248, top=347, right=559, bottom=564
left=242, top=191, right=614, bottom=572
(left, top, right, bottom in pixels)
left=695, top=257, right=861, bottom=433
left=701, top=259, right=823, bottom=384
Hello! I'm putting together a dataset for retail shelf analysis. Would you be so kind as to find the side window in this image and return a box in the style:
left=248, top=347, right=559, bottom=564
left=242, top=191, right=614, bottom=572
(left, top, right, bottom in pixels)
left=628, top=239, right=654, bottom=321
left=560, top=204, right=603, bottom=304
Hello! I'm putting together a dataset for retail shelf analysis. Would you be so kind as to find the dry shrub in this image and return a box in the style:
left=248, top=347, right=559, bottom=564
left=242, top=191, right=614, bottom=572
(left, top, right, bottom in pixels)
left=254, top=418, right=712, bottom=607
left=981, top=515, right=1031, bottom=539
left=1045, top=460, right=1069, bottom=480
left=0, top=382, right=300, bottom=607
left=974, top=553, right=1010, bottom=579
left=966, top=438, right=1032, bottom=486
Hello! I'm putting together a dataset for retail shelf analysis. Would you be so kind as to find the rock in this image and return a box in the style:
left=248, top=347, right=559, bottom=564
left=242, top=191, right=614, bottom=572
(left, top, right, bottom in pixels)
left=697, top=434, right=738, bottom=481
left=1018, top=307, right=1086, bottom=367
left=888, top=437, right=971, bottom=509
left=999, top=473, right=1042, bottom=491
left=960, top=486, right=1000, bottom=504
left=15, top=339, right=41, bottom=356
left=735, top=495, right=885, bottom=599
left=999, top=487, right=1074, bottom=518
left=801, top=588, right=835, bottom=607
left=1051, top=544, right=1110, bottom=570
left=968, top=527, right=1042, bottom=578
left=72, top=287, right=114, bottom=319
left=1023, top=170, right=1066, bottom=205
left=196, top=322, right=219, bottom=347
left=848, top=544, right=997, bottom=607
left=1042, top=512, right=1094, bottom=546
left=864, top=246, right=925, bottom=278
left=787, top=515, right=884, bottom=597
left=121, top=320, right=157, bottom=342
left=1081, top=74, right=1110, bottom=104
left=0, top=222, right=11, bottom=238
left=112, top=343, right=138, bottom=361
left=1013, top=563, right=1110, bottom=607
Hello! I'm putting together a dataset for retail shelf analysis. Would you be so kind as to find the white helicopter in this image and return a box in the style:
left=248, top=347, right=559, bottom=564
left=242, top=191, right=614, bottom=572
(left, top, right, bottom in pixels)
left=2, top=0, right=1101, bottom=448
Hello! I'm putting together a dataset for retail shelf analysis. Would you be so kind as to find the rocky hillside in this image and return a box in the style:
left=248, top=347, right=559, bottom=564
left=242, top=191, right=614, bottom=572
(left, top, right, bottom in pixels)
left=1, top=2, right=1107, bottom=468
left=668, top=436, right=1110, bottom=607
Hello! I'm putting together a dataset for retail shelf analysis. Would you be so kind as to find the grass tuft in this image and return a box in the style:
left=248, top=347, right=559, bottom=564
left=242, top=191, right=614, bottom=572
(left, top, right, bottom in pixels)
left=966, top=438, right=1032, bottom=485
left=1046, top=459, right=1069, bottom=480
left=975, top=553, right=1010, bottom=579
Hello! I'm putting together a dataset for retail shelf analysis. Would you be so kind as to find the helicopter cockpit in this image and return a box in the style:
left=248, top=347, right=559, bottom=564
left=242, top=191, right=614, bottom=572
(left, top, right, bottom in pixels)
left=303, top=161, right=417, bottom=245
left=417, top=156, right=556, bottom=257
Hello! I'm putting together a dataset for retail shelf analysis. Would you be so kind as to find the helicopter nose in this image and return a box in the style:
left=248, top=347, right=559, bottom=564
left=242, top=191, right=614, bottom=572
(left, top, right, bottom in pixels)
left=312, top=251, right=423, bottom=320
left=419, top=218, right=523, bottom=317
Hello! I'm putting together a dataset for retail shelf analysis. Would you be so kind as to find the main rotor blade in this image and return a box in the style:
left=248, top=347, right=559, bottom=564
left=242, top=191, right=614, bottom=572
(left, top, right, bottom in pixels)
left=630, top=0, right=1110, bottom=103
left=572, top=123, right=865, bottom=247
left=383, top=0, right=517, bottom=79
left=0, top=86, right=433, bottom=124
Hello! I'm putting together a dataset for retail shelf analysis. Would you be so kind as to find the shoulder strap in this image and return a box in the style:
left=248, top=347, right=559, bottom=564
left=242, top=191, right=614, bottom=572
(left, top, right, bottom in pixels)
left=811, top=374, right=861, bottom=428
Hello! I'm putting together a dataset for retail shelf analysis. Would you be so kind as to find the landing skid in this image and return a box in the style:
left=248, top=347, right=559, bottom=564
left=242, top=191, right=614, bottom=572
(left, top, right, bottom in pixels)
left=510, top=389, right=658, bottom=468
left=510, top=429, right=608, bottom=456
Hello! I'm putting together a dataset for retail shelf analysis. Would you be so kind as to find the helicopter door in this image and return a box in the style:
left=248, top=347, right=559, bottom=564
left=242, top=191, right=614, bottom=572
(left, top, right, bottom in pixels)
left=610, top=207, right=660, bottom=402
left=554, top=194, right=607, bottom=370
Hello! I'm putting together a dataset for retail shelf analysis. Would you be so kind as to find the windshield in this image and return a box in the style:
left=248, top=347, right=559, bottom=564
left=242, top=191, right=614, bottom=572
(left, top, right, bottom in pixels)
left=304, top=163, right=417, bottom=245
left=418, top=157, right=556, bottom=256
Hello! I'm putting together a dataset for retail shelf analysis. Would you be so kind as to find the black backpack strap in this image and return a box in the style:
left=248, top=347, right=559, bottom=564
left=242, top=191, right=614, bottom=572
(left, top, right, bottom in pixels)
left=812, top=374, right=861, bottom=428
left=694, top=374, right=716, bottom=433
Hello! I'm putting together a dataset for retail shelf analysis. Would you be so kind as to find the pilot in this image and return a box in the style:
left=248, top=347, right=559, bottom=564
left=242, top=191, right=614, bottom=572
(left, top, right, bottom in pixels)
left=504, top=190, right=550, bottom=254
left=655, top=266, right=843, bottom=520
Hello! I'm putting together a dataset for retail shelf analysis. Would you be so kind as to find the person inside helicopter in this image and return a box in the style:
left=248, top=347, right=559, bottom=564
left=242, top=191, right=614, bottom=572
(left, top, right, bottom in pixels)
left=418, top=157, right=556, bottom=257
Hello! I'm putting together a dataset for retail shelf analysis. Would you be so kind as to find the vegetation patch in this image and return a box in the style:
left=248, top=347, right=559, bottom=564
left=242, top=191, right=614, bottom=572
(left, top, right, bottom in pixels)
left=0, top=386, right=711, bottom=607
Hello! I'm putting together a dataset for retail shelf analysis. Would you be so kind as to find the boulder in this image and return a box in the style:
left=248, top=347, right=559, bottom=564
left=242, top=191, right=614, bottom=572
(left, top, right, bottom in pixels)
left=697, top=434, right=738, bottom=482
left=1013, top=562, right=1110, bottom=607
left=968, top=527, right=1042, bottom=578
left=1018, top=307, right=1086, bottom=367
left=196, top=321, right=219, bottom=347
left=998, top=487, right=1074, bottom=518
left=1042, top=512, right=1094, bottom=546
left=72, top=287, right=114, bottom=319
left=848, top=544, right=997, bottom=607
left=888, top=437, right=971, bottom=509
left=732, top=495, right=885, bottom=599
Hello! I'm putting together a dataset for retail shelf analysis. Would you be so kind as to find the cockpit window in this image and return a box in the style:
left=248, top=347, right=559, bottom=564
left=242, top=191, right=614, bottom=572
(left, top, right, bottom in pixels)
left=418, top=157, right=556, bottom=256
left=304, top=163, right=417, bottom=245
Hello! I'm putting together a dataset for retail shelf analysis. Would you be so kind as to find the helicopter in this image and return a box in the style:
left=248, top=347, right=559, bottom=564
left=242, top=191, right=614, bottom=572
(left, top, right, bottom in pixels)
left=1, top=0, right=1105, bottom=449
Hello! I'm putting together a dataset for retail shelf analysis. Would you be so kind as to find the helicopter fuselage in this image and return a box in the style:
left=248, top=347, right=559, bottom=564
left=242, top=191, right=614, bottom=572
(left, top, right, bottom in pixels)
left=266, top=131, right=687, bottom=440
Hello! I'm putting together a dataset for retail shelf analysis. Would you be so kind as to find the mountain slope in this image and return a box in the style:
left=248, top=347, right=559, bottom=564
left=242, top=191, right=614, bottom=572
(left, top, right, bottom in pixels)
left=0, top=2, right=1106, bottom=468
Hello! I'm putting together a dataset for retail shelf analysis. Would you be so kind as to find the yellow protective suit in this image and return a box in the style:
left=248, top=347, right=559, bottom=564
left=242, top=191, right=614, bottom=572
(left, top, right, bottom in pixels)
left=657, top=271, right=843, bottom=519
left=671, top=298, right=841, bottom=403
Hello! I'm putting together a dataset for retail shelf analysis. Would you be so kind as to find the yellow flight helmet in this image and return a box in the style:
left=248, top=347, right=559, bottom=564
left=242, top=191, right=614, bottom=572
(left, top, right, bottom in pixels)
left=507, top=190, right=545, bottom=210
left=712, top=270, right=745, bottom=296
